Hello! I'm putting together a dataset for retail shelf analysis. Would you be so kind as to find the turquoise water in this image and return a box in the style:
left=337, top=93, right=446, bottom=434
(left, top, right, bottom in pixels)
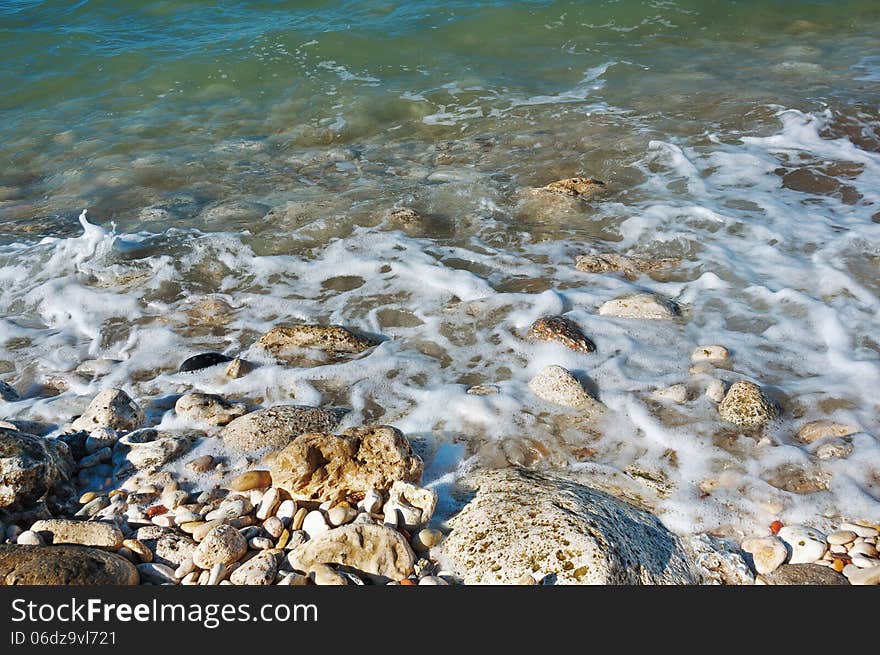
left=1, top=1, right=880, bottom=534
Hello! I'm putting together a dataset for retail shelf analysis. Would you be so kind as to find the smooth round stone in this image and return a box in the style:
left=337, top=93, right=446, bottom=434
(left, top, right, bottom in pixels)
left=205, top=499, right=250, bottom=522
left=175, top=558, right=195, bottom=579
left=248, top=537, right=274, bottom=550
left=829, top=544, right=847, bottom=554
left=174, top=510, right=203, bottom=525
left=137, top=562, right=177, bottom=584
left=412, top=528, right=443, bottom=552
left=741, top=536, right=788, bottom=575
left=849, top=542, right=877, bottom=558
left=79, top=491, right=102, bottom=505
left=691, top=345, right=730, bottom=363
left=827, top=530, right=857, bottom=545
left=151, top=515, right=176, bottom=528
left=844, top=565, right=880, bottom=585
left=180, top=520, right=206, bottom=535
left=851, top=555, right=880, bottom=569
left=15, top=530, right=43, bottom=546
left=192, top=519, right=225, bottom=542
left=301, top=511, right=330, bottom=539
left=778, top=525, right=827, bottom=564
left=276, top=499, right=296, bottom=522
left=75, top=496, right=111, bottom=517
left=285, top=531, right=308, bottom=551
left=327, top=505, right=356, bottom=527
left=310, top=563, right=347, bottom=586
left=206, top=562, right=227, bottom=585
left=263, top=516, right=284, bottom=539
left=193, top=525, right=247, bottom=569
left=122, top=539, right=153, bottom=563
left=840, top=523, right=879, bottom=538
left=228, top=470, right=273, bottom=492
left=178, top=352, right=233, bottom=373
left=515, top=573, right=539, bottom=585
left=180, top=571, right=200, bottom=585
left=418, top=575, right=449, bottom=586
left=277, top=572, right=308, bottom=586
left=256, top=488, right=281, bottom=521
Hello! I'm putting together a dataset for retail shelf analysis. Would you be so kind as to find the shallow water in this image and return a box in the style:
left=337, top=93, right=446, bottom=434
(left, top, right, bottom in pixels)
left=2, top=0, right=880, bottom=538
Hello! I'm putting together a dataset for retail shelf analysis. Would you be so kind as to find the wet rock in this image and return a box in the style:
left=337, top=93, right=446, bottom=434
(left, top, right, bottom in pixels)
left=75, top=359, right=120, bottom=379
left=741, top=536, right=788, bottom=575
left=230, top=550, right=277, bottom=585
left=178, top=352, right=233, bottom=373
left=441, top=467, right=697, bottom=585
left=85, top=427, right=118, bottom=454
left=225, top=358, right=253, bottom=379
left=175, top=393, right=247, bottom=426
left=186, top=454, right=214, bottom=473
left=759, top=563, right=849, bottom=585
left=527, top=315, right=596, bottom=353
left=466, top=384, right=499, bottom=396
left=0, top=381, right=19, bottom=402
left=0, top=544, right=139, bottom=585
left=796, top=420, right=859, bottom=444
left=691, top=345, right=730, bottom=363
left=70, top=389, right=145, bottom=433
left=598, top=293, right=680, bottom=320
left=386, top=481, right=437, bottom=530
left=653, top=384, right=689, bottom=403
left=536, top=177, right=606, bottom=199
left=257, top=324, right=380, bottom=358
left=705, top=379, right=727, bottom=403
left=718, top=381, right=778, bottom=428
left=575, top=253, right=679, bottom=280
left=288, top=523, right=415, bottom=583
left=528, top=365, right=604, bottom=413
left=113, top=429, right=198, bottom=476
left=815, top=439, right=854, bottom=460
left=192, top=524, right=248, bottom=569
left=387, top=207, right=424, bottom=225
left=220, top=405, right=345, bottom=452
left=0, top=428, right=75, bottom=511
left=30, top=519, right=123, bottom=549
left=268, top=425, right=422, bottom=503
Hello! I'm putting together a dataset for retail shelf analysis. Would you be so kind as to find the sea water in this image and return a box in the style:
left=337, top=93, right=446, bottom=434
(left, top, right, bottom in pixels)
left=1, top=0, right=880, bottom=538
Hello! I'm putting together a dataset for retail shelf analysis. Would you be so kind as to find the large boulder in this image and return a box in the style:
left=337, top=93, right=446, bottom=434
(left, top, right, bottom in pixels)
left=268, top=426, right=422, bottom=502
left=441, top=467, right=697, bottom=585
left=287, top=523, right=415, bottom=583
left=112, top=429, right=198, bottom=477
left=221, top=405, right=345, bottom=452
left=0, top=545, right=138, bottom=585
left=70, top=388, right=145, bottom=433
left=0, top=428, right=75, bottom=511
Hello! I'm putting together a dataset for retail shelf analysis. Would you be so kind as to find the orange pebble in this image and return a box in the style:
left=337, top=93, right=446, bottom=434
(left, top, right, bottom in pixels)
left=146, top=505, right=168, bottom=517
left=399, top=578, right=416, bottom=586
left=770, top=520, right=783, bottom=535
left=832, top=559, right=845, bottom=573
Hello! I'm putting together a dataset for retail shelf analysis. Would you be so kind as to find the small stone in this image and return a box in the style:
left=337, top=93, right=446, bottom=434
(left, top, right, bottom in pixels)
left=230, top=551, right=277, bottom=585
left=849, top=542, right=877, bottom=557
left=796, top=420, right=859, bottom=444
left=705, top=379, right=727, bottom=403
left=225, top=358, right=254, bottom=379
left=285, top=531, right=307, bottom=551
left=539, top=177, right=605, bottom=199
left=0, top=380, right=20, bottom=401
left=691, top=345, right=730, bottom=363
left=256, top=487, right=281, bottom=521
left=388, top=481, right=437, bottom=528
left=137, top=562, right=176, bottom=584
left=221, top=406, right=345, bottom=453
left=358, top=489, right=383, bottom=514
left=718, top=381, right=777, bottom=428
left=206, top=562, right=227, bottom=585
left=70, top=388, right=145, bottom=433
left=180, top=571, right=199, bottom=585
left=276, top=499, right=297, bottom=522
left=759, top=563, right=849, bottom=585
left=412, top=528, right=443, bottom=552
left=85, top=427, right=118, bottom=454
left=526, top=315, right=596, bottom=354
left=528, top=365, right=603, bottom=412
left=248, top=537, right=274, bottom=550
left=843, top=565, right=880, bottom=585
left=123, top=539, right=153, bottom=563
left=840, top=523, right=879, bottom=538
left=292, top=507, right=308, bottom=531
left=192, top=519, right=225, bottom=542
left=778, top=525, right=827, bottom=564
left=828, top=530, right=857, bottom=546
left=388, top=207, right=423, bottom=225
left=418, top=575, right=448, bottom=585
left=175, top=393, right=247, bottom=426
left=79, top=491, right=101, bottom=504
left=30, top=519, right=123, bottom=549
left=652, top=384, right=688, bottom=404
left=309, top=563, right=347, bottom=586
left=851, top=554, right=879, bottom=569
left=75, top=496, right=111, bottom=517
left=815, top=440, right=853, bottom=460
left=187, top=455, right=215, bottom=473
left=229, top=470, right=272, bottom=492
left=263, top=516, right=284, bottom=539
left=15, top=530, right=43, bottom=546
left=277, top=572, right=309, bottom=586
left=327, top=505, right=356, bottom=527
left=574, top=253, right=679, bottom=280
left=466, top=384, right=499, bottom=395
left=257, top=325, right=379, bottom=358
left=302, top=511, right=330, bottom=539
left=741, top=536, right=788, bottom=575
left=205, top=499, right=251, bottom=522
left=515, top=573, right=538, bottom=585
left=178, top=352, right=233, bottom=373
left=175, top=558, right=195, bottom=579
left=598, top=293, right=679, bottom=320
left=193, top=524, right=248, bottom=569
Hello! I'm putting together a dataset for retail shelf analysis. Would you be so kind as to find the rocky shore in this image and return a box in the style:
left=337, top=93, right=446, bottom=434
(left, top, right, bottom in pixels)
left=1, top=180, right=878, bottom=586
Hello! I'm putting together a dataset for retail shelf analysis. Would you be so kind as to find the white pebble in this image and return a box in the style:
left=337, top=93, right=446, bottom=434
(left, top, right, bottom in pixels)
left=691, top=345, right=730, bottom=363
left=302, top=511, right=330, bottom=539
left=844, top=565, right=880, bottom=585
left=15, top=530, right=43, bottom=546
left=137, top=563, right=177, bottom=585
left=840, top=523, right=879, bottom=538
left=705, top=379, right=727, bottom=403
left=827, top=530, right=857, bottom=545
left=358, top=489, right=383, bottom=514
left=778, top=525, right=827, bottom=564
left=275, top=499, right=296, bottom=522
left=256, top=488, right=281, bottom=521
left=741, top=536, right=788, bottom=575
left=851, top=555, right=880, bottom=569
left=207, top=563, right=227, bottom=585
left=848, top=542, right=877, bottom=558
left=175, top=558, right=195, bottom=579
left=248, top=537, right=274, bottom=550
left=418, top=575, right=449, bottom=586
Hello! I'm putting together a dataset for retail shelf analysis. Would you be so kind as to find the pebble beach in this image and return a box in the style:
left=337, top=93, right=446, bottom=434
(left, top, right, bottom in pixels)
left=2, top=1, right=880, bottom=585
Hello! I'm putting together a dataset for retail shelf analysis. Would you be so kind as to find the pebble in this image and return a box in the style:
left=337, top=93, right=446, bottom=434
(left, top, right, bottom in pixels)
left=225, top=358, right=253, bottom=379
left=175, top=558, right=195, bottom=579
left=75, top=496, right=110, bottom=517
left=691, top=345, right=730, bottom=363
left=302, top=511, right=330, bottom=539
left=276, top=499, right=297, bottom=522
left=263, top=516, right=284, bottom=539
left=849, top=542, right=877, bottom=558
left=851, top=555, right=880, bottom=569
left=229, top=516, right=255, bottom=529
left=205, top=499, right=250, bottom=522
left=78, top=491, right=101, bottom=504
left=207, top=562, right=227, bottom=585
left=827, top=531, right=857, bottom=545
left=193, top=524, right=247, bottom=569
left=418, top=575, right=449, bottom=586
left=292, top=507, right=308, bottom=531
left=180, top=520, right=205, bottom=535
left=180, top=572, right=200, bottom=585
left=741, top=536, right=788, bottom=575
left=229, top=470, right=272, bottom=492
left=174, top=510, right=202, bottom=525
left=358, top=489, right=383, bottom=514
left=179, top=352, right=232, bottom=373
left=6, top=525, right=22, bottom=542
left=123, top=539, right=153, bottom=563
left=230, top=551, right=277, bottom=585
left=248, top=537, right=274, bottom=550
left=327, top=504, right=356, bottom=527
left=137, top=563, right=177, bottom=584
left=187, top=455, right=215, bottom=473
left=515, top=573, right=539, bottom=585
left=162, top=489, right=190, bottom=509
left=310, top=563, right=347, bottom=586
left=840, top=523, right=879, bottom=538
left=277, top=572, right=309, bottom=586
left=652, top=384, right=688, bottom=404
left=152, top=515, right=176, bottom=528
left=829, top=544, right=847, bottom=554
left=528, top=364, right=603, bottom=411
left=285, top=531, right=308, bottom=551
left=844, top=565, right=880, bottom=585
left=15, top=530, right=43, bottom=546
left=412, top=528, right=443, bottom=553
left=598, top=293, right=679, bottom=320
left=705, top=379, right=727, bottom=403
left=192, top=519, right=225, bottom=542
left=778, top=525, right=828, bottom=564
left=85, top=427, right=118, bottom=454
left=275, top=529, right=291, bottom=549
left=256, top=487, right=281, bottom=521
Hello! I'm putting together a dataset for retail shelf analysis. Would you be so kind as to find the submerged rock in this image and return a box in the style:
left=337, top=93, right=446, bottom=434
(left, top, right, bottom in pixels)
left=718, top=381, right=778, bottom=428
left=575, top=253, right=680, bottom=279
left=527, top=315, right=596, bottom=353
left=257, top=324, right=380, bottom=358
left=537, top=177, right=606, bottom=199
left=796, top=420, right=859, bottom=444
left=0, top=428, right=75, bottom=511
left=0, top=544, right=139, bottom=585
left=441, top=467, right=697, bottom=585
left=178, top=352, right=233, bottom=373
left=0, top=381, right=19, bottom=402
left=112, top=429, right=198, bottom=476
left=268, top=426, right=422, bottom=502
left=287, top=523, right=415, bottom=583
left=70, top=388, right=145, bottom=433
left=175, top=392, right=247, bottom=426
left=528, top=365, right=603, bottom=413
left=686, top=534, right=755, bottom=585
left=598, top=293, right=680, bottom=320
left=220, top=405, right=345, bottom=452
